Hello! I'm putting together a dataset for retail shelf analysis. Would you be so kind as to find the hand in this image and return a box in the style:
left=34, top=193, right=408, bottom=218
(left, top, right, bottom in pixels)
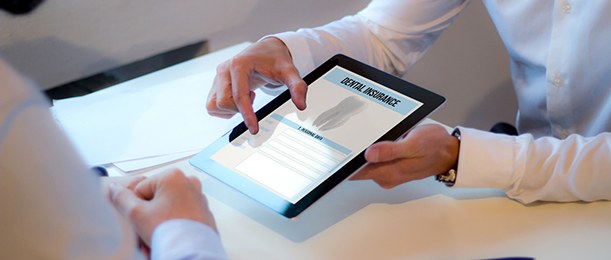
left=109, top=169, right=217, bottom=246
left=206, top=37, right=308, bottom=134
left=351, top=124, right=459, bottom=188
left=100, top=175, right=146, bottom=201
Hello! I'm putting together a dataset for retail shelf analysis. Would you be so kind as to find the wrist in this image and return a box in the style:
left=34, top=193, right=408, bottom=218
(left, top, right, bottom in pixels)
left=436, top=127, right=461, bottom=187
left=260, top=36, right=292, bottom=59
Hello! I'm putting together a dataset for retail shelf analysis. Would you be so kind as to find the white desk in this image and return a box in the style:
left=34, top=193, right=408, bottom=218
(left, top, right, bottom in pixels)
left=108, top=43, right=611, bottom=260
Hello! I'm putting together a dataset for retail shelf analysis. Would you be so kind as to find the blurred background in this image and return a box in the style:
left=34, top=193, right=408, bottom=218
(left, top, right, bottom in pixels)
left=0, top=0, right=516, bottom=130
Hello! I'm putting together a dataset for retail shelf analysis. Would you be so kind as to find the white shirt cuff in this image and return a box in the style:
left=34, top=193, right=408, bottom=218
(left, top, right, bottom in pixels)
left=151, top=219, right=228, bottom=260
left=453, top=127, right=515, bottom=190
left=263, top=32, right=317, bottom=77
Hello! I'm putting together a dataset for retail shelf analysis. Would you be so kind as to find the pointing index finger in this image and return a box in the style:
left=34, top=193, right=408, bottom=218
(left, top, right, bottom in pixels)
left=229, top=59, right=259, bottom=134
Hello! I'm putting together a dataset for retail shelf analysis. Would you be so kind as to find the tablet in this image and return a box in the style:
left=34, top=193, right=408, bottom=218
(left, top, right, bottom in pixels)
left=190, top=54, right=445, bottom=218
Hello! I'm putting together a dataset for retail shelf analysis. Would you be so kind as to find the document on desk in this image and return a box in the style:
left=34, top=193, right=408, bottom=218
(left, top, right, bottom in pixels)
left=52, top=70, right=276, bottom=168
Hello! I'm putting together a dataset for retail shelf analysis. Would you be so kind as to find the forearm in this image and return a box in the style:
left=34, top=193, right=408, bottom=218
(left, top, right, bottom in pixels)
left=272, top=0, right=469, bottom=76
left=456, top=127, right=611, bottom=203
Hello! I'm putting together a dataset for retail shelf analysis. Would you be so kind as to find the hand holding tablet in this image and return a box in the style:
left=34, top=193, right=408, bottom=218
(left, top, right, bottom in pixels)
left=192, top=54, right=445, bottom=218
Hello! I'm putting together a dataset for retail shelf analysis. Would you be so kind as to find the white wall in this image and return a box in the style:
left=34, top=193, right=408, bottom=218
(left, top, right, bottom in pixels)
left=0, top=0, right=516, bottom=130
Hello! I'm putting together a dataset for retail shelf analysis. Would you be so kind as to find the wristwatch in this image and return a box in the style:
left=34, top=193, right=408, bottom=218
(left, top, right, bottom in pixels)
left=436, top=127, right=461, bottom=187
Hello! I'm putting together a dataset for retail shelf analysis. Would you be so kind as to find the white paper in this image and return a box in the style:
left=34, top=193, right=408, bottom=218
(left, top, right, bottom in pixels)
left=52, top=70, right=277, bottom=166
left=113, top=149, right=200, bottom=172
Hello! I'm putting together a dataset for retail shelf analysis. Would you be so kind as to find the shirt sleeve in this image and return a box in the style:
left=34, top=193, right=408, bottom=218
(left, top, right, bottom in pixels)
left=151, top=219, right=228, bottom=260
left=454, top=127, right=611, bottom=203
left=0, top=59, right=141, bottom=260
left=271, top=0, right=469, bottom=77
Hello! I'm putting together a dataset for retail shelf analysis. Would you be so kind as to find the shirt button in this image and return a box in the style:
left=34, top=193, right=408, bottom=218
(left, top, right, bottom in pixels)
left=553, top=75, right=563, bottom=87
left=557, top=129, right=569, bottom=139
left=562, top=3, right=571, bottom=14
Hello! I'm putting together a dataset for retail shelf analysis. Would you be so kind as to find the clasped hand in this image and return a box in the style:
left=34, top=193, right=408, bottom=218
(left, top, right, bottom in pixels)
left=103, top=169, right=217, bottom=249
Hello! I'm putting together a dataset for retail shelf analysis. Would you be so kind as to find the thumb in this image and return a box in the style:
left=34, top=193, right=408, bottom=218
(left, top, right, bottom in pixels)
left=109, top=182, right=144, bottom=218
left=365, top=139, right=414, bottom=163
left=282, top=70, right=307, bottom=111
left=189, top=176, right=202, bottom=192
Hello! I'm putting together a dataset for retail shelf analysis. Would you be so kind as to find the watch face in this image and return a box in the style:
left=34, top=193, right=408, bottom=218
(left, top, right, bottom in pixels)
left=0, top=0, right=45, bottom=15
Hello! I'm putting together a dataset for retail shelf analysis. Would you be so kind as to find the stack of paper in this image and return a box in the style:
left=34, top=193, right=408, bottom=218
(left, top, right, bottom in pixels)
left=52, top=70, right=276, bottom=172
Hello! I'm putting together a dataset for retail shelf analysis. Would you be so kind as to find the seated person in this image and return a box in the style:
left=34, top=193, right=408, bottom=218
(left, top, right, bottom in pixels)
left=0, top=1, right=227, bottom=259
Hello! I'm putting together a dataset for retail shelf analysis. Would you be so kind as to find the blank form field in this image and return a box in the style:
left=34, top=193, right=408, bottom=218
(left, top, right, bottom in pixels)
left=282, top=130, right=345, bottom=163
left=236, top=153, right=311, bottom=200
left=235, top=127, right=351, bottom=202
left=263, top=129, right=348, bottom=178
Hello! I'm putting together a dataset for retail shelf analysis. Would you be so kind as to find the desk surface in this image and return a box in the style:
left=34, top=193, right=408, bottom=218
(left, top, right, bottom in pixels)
left=109, top=43, right=611, bottom=260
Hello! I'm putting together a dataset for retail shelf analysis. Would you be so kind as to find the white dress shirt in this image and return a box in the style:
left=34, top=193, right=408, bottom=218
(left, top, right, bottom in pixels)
left=152, top=219, right=227, bottom=260
left=0, top=58, right=227, bottom=259
left=273, top=0, right=611, bottom=203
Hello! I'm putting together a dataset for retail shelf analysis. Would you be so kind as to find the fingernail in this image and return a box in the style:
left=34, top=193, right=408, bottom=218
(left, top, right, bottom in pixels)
left=366, top=148, right=379, bottom=162
left=247, top=123, right=255, bottom=134
left=245, top=121, right=254, bottom=134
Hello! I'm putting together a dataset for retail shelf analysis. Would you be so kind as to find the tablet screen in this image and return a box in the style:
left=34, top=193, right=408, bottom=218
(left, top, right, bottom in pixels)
left=191, top=54, right=443, bottom=218
left=211, top=65, right=421, bottom=201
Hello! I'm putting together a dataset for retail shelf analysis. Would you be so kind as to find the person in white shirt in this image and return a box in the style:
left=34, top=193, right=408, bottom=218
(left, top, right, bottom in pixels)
left=0, top=52, right=228, bottom=260
left=0, top=1, right=227, bottom=259
left=206, top=0, right=611, bottom=204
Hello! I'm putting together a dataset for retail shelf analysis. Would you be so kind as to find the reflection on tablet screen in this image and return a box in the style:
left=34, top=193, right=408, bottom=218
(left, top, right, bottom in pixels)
left=209, top=66, right=422, bottom=204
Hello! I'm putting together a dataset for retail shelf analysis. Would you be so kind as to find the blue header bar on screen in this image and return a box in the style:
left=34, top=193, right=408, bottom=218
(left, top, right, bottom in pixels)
left=323, top=66, right=421, bottom=115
